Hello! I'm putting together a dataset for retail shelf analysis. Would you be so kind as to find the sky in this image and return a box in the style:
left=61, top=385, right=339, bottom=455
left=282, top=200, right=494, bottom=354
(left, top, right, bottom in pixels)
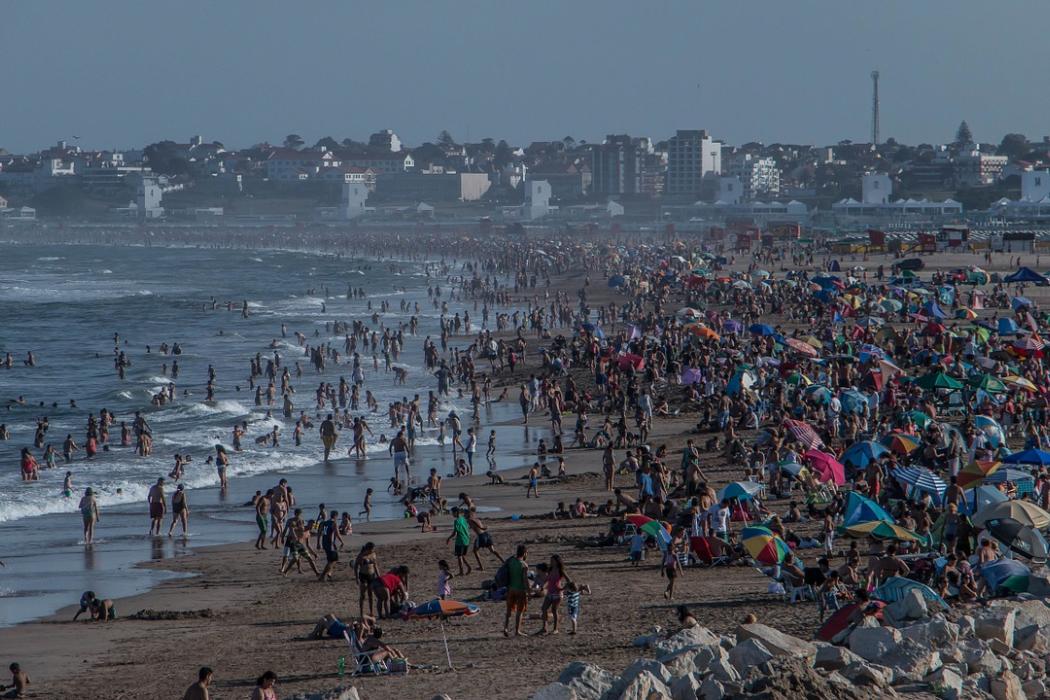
left=3, top=0, right=1047, bottom=153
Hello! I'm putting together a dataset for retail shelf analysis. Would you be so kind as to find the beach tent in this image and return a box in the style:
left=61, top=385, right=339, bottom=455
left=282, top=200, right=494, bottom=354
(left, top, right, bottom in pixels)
left=842, top=492, right=894, bottom=526
left=1003, top=449, right=1050, bottom=466
left=726, top=367, right=757, bottom=397
left=841, top=440, right=889, bottom=471
left=921, top=301, right=947, bottom=320
left=1003, top=267, right=1049, bottom=285
left=979, top=558, right=1030, bottom=594
left=873, top=576, right=948, bottom=610
left=959, top=484, right=1009, bottom=516
left=914, top=371, right=963, bottom=392
left=717, top=481, right=764, bottom=502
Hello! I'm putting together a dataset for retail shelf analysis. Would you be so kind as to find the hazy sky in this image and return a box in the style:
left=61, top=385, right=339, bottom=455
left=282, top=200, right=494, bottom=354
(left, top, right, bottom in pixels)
left=3, top=1, right=1047, bottom=153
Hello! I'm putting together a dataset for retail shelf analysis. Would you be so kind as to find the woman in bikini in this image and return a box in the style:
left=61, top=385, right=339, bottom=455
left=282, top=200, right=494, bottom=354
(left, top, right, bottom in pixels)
left=353, top=542, right=380, bottom=618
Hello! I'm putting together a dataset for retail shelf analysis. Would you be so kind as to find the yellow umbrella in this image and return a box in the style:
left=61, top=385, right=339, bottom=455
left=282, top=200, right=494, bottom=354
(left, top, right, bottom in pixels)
left=1002, top=375, right=1038, bottom=392
left=804, top=336, right=823, bottom=349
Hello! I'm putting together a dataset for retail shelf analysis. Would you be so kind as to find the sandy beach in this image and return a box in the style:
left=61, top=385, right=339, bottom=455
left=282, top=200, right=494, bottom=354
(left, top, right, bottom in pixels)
left=4, top=241, right=1050, bottom=700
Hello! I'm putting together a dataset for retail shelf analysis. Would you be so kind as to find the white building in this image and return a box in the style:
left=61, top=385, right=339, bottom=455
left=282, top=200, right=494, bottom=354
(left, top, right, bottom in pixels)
left=862, top=173, right=892, bottom=204
left=717, top=176, right=742, bottom=205
left=136, top=175, right=164, bottom=219
left=666, top=129, right=722, bottom=196
left=523, top=180, right=551, bottom=220
left=1022, top=169, right=1050, bottom=201
left=725, top=154, right=780, bottom=199
left=955, top=148, right=1008, bottom=187
left=342, top=182, right=369, bottom=219
left=368, top=130, right=402, bottom=153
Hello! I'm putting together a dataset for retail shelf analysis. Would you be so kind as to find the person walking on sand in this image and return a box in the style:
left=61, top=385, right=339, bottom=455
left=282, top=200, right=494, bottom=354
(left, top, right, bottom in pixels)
left=446, top=507, right=473, bottom=576
left=526, top=463, right=540, bottom=498
left=503, top=544, right=529, bottom=637
left=78, top=488, right=100, bottom=545
left=317, top=510, right=343, bottom=582
left=182, top=666, right=213, bottom=700
left=468, top=507, right=503, bottom=570
left=537, top=553, right=571, bottom=636
left=147, top=477, right=166, bottom=536
left=168, top=484, right=189, bottom=537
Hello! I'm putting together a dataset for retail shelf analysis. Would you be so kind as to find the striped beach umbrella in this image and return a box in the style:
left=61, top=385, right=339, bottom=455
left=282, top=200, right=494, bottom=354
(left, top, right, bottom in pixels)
left=741, top=526, right=790, bottom=565
left=956, top=460, right=1002, bottom=489
left=892, top=466, right=947, bottom=503
left=882, top=433, right=922, bottom=455
left=785, top=337, right=818, bottom=357
left=784, top=419, right=823, bottom=449
left=840, top=520, right=926, bottom=544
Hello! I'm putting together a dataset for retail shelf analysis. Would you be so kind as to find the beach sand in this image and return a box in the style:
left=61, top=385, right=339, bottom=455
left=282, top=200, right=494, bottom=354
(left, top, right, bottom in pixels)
left=3, top=243, right=1048, bottom=699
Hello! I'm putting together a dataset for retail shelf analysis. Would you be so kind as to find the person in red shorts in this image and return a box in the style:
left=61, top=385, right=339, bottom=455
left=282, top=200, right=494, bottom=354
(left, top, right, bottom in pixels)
left=503, top=545, right=529, bottom=637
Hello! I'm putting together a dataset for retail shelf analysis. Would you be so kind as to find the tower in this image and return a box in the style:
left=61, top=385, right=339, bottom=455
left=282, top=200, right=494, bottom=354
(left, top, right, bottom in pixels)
left=870, top=70, right=880, bottom=146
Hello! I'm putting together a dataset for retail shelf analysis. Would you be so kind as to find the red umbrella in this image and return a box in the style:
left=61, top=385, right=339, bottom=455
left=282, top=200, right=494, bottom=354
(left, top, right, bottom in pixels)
left=785, top=337, right=818, bottom=357
left=626, top=514, right=654, bottom=527
left=803, top=449, right=846, bottom=486
left=784, top=419, right=824, bottom=449
left=923, top=321, right=946, bottom=336
left=815, top=601, right=885, bottom=642
left=402, top=598, right=480, bottom=668
left=617, top=353, right=645, bottom=371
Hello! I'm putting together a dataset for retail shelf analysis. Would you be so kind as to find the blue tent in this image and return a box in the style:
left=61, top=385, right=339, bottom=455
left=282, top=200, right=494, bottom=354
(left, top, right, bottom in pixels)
left=921, top=300, right=947, bottom=320
left=842, top=440, right=889, bottom=470
left=873, top=576, right=948, bottom=610
left=1003, top=449, right=1050, bottom=466
left=749, top=323, right=776, bottom=336
left=998, top=318, right=1020, bottom=335
left=843, top=491, right=894, bottom=526
left=607, top=275, right=626, bottom=288
left=1012, top=296, right=1033, bottom=311
left=726, top=367, right=756, bottom=397
left=1004, top=267, right=1049, bottom=285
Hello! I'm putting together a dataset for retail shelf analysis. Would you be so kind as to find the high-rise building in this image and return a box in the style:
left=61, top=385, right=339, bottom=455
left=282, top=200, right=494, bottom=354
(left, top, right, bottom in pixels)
left=590, top=135, right=642, bottom=195
left=666, top=129, right=722, bottom=197
left=725, top=153, right=780, bottom=199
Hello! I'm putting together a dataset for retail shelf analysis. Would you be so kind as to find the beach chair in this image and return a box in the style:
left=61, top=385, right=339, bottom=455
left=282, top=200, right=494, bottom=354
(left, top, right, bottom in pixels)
left=344, top=629, right=390, bottom=676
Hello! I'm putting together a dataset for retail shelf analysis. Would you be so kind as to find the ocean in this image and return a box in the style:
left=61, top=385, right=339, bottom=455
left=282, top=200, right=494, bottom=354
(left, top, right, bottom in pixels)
left=0, top=243, right=533, bottom=625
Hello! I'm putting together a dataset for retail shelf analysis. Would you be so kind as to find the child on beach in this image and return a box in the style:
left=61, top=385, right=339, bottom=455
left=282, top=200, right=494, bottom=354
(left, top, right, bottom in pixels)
left=486, top=430, right=497, bottom=462
left=526, top=463, right=540, bottom=498
left=359, top=488, right=374, bottom=522
left=564, top=580, right=591, bottom=634
left=339, top=512, right=353, bottom=537
left=437, top=559, right=454, bottom=599
left=629, top=530, right=645, bottom=565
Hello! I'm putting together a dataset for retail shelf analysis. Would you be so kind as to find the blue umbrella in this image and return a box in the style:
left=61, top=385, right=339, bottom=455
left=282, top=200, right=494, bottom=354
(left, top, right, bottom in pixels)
left=1012, top=296, right=1033, bottom=311
left=841, top=440, right=889, bottom=470
left=873, top=576, right=948, bottom=610
left=959, top=485, right=1008, bottom=516
left=984, top=467, right=1035, bottom=485
left=803, top=384, right=832, bottom=405
left=608, top=275, right=626, bottom=288
left=998, top=318, right=1020, bottom=335
left=1003, top=449, right=1050, bottom=466
left=839, top=390, right=869, bottom=415
left=893, top=466, right=947, bottom=505
left=717, top=481, right=764, bottom=501
left=749, top=323, right=776, bottom=336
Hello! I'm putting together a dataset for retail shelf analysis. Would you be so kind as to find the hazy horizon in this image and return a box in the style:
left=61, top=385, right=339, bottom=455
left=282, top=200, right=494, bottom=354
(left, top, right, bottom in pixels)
left=3, top=0, right=1047, bottom=153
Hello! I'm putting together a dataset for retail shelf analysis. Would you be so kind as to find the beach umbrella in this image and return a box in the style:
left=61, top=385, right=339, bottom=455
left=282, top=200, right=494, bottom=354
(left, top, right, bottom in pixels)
left=974, top=415, right=1006, bottom=448
left=717, top=481, right=764, bottom=502
left=802, top=384, right=832, bottom=404
left=893, top=466, right=947, bottom=504
left=973, top=500, right=1050, bottom=530
left=1012, top=335, right=1045, bottom=357
left=677, top=307, right=702, bottom=318
left=960, top=484, right=1009, bottom=516
left=880, top=298, right=903, bottom=312
left=607, top=274, right=626, bottom=288
left=732, top=280, right=752, bottom=290
left=1003, top=449, right=1050, bottom=466
left=802, top=335, right=824, bottom=349
left=749, top=323, right=776, bottom=336
left=842, top=491, right=894, bottom=526
left=839, top=389, right=869, bottom=415
left=882, top=433, right=922, bottom=455
left=955, top=307, right=978, bottom=320
left=840, top=520, right=926, bottom=544
left=914, top=371, right=963, bottom=392
left=979, top=558, right=1031, bottom=594
left=640, top=519, right=671, bottom=537
left=1002, top=375, right=1038, bottom=392
left=856, top=316, right=884, bottom=328
left=625, top=514, right=654, bottom=528
left=784, top=337, right=818, bottom=357
left=816, top=601, right=885, bottom=643
left=873, top=576, right=948, bottom=610
left=968, top=373, right=1007, bottom=394
left=983, top=517, right=1049, bottom=563
left=984, top=467, right=1036, bottom=486
left=685, top=323, right=720, bottom=341
left=785, top=371, right=812, bottom=386
left=740, top=526, right=790, bottom=565
left=1012, top=295, right=1034, bottom=311
left=784, top=419, right=824, bottom=449
left=681, top=367, right=703, bottom=385
left=841, top=440, right=889, bottom=471
left=726, top=367, right=756, bottom=396
left=723, top=319, right=743, bottom=334
left=803, top=449, right=846, bottom=486
left=957, top=460, right=1003, bottom=489
left=402, top=598, right=481, bottom=668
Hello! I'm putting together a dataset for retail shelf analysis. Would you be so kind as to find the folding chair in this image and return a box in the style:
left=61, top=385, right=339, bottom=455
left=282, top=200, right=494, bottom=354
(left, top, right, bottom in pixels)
left=344, top=629, right=390, bottom=676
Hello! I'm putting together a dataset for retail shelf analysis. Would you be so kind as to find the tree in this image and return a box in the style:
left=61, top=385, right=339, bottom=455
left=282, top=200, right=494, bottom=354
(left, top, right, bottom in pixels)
left=955, top=121, right=973, bottom=146
left=315, top=136, right=340, bottom=151
left=998, top=133, right=1029, bottom=160
left=494, top=140, right=513, bottom=168
left=562, top=136, right=576, bottom=150
left=283, top=134, right=304, bottom=150
left=437, top=130, right=456, bottom=148
left=143, top=140, right=189, bottom=176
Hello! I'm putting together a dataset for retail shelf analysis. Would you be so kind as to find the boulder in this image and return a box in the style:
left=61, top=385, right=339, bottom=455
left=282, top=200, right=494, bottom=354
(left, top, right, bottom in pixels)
left=925, top=667, right=963, bottom=700
left=619, top=660, right=672, bottom=690
left=728, top=638, right=774, bottom=674
left=975, top=607, right=1017, bottom=647
left=879, top=638, right=942, bottom=683
left=848, top=625, right=902, bottom=661
left=531, top=683, right=577, bottom=700
left=1022, top=678, right=1047, bottom=698
left=814, top=644, right=864, bottom=672
left=669, top=673, right=702, bottom=700
left=734, top=623, right=817, bottom=662
left=993, top=598, right=1050, bottom=632
left=839, top=661, right=893, bottom=688
left=956, top=614, right=976, bottom=637
left=691, top=644, right=729, bottom=676
left=1026, top=569, right=1050, bottom=596
left=960, top=639, right=1003, bottom=676
left=618, top=671, right=671, bottom=700
left=884, top=589, right=929, bottom=627
left=698, top=677, right=724, bottom=700
left=287, top=688, right=361, bottom=700
left=1013, top=625, right=1048, bottom=653
left=705, top=657, right=740, bottom=684
left=650, top=625, right=721, bottom=656
left=657, top=648, right=701, bottom=679
left=899, top=616, right=958, bottom=648
left=989, top=669, right=1025, bottom=700
left=557, top=662, right=615, bottom=700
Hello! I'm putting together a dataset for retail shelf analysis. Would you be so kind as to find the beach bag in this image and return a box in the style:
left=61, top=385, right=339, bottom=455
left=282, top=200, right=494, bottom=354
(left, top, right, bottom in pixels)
left=767, top=581, right=785, bottom=595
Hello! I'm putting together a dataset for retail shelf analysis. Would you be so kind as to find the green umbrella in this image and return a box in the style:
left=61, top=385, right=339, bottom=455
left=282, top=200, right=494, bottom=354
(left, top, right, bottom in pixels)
left=967, top=373, right=1007, bottom=394
left=914, top=371, right=964, bottom=392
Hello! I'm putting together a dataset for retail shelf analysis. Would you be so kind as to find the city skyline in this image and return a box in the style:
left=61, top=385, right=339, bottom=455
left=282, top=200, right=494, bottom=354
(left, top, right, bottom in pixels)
left=4, top=0, right=1049, bottom=153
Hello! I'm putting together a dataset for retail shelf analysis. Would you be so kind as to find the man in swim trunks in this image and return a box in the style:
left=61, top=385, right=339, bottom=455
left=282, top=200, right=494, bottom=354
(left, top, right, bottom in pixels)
left=468, top=508, right=503, bottom=570
left=255, top=490, right=271, bottom=550
left=503, top=545, right=529, bottom=637
left=388, top=429, right=411, bottom=484
left=316, top=510, right=343, bottom=581
left=445, top=507, right=473, bottom=576
left=147, top=477, right=166, bottom=536
left=319, top=414, right=337, bottom=462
